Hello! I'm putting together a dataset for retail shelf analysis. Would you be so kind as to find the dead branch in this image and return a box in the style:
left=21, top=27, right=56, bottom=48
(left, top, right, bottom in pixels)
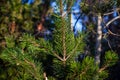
left=105, top=16, right=120, bottom=27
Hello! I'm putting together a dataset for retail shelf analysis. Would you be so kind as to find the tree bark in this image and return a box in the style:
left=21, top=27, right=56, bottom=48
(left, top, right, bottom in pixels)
left=95, top=13, right=102, bottom=66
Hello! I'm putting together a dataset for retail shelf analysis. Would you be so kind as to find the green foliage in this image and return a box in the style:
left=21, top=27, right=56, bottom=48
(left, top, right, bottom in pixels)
left=5, top=35, right=15, bottom=48
left=66, top=57, right=98, bottom=80
left=53, top=17, right=86, bottom=59
left=79, top=57, right=98, bottom=80
left=80, top=0, right=117, bottom=13
left=0, top=0, right=42, bottom=34
left=0, top=34, right=44, bottom=80
left=104, top=51, right=118, bottom=67
left=0, top=0, right=119, bottom=80
left=98, top=70, right=108, bottom=80
left=97, top=51, right=119, bottom=80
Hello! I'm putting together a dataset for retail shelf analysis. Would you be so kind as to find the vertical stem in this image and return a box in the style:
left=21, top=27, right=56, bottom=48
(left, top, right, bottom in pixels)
left=95, top=13, right=102, bottom=66
left=60, top=0, right=66, bottom=64
left=62, top=17, right=66, bottom=62
left=60, top=0, right=63, bottom=16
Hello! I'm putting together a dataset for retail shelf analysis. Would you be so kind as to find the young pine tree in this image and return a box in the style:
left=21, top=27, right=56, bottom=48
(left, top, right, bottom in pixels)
left=0, top=0, right=119, bottom=80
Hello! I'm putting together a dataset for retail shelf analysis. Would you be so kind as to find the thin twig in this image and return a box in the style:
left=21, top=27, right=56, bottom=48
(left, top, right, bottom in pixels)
left=73, top=0, right=88, bottom=29
left=73, top=13, right=83, bottom=30
left=99, top=65, right=108, bottom=72
left=105, top=16, right=120, bottom=27
left=24, top=59, right=38, bottom=80
left=80, top=66, right=89, bottom=76
left=104, top=37, right=114, bottom=52
left=102, top=15, right=120, bottom=37
left=53, top=52, right=64, bottom=61
left=108, top=29, right=120, bottom=36
left=62, top=0, right=75, bottom=17
left=39, top=46, right=64, bottom=61
left=103, top=8, right=120, bottom=16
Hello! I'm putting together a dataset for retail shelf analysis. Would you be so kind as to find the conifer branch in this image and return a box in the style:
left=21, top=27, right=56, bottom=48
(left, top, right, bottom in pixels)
left=62, top=21, right=66, bottom=61
left=99, top=57, right=115, bottom=72
left=66, top=39, right=81, bottom=60
left=60, top=0, right=63, bottom=16
left=59, top=0, right=67, bottom=62
left=24, top=59, right=38, bottom=80
left=63, top=0, right=74, bottom=17
left=24, top=59, right=36, bottom=71
left=80, top=66, right=89, bottom=76
left=98, top=65, right=108, bottom=72
left=53, top=52, right=64, bottom=61
left=39, top=46, right=64, bottom=61
left=99, top=59, right=113, bottom=73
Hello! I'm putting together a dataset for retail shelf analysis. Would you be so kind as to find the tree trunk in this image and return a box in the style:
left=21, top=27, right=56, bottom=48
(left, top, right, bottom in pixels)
left=95, top=13, right=102, bottom=66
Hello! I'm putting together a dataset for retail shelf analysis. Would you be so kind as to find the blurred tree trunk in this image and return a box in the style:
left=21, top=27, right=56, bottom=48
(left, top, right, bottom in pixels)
left=95, top=13, right=102, bottom=66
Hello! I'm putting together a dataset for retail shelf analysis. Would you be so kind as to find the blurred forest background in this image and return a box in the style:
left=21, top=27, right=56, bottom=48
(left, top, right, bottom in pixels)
left=0, top=0, right=120, bottom=80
